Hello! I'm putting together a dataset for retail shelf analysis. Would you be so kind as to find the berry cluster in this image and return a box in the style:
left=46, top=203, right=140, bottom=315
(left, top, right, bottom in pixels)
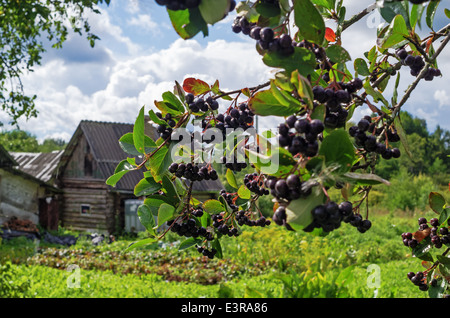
left=236, top=210, right=271, bottom=228
left=215, top=103, right=255, bottom=131
left=265, top=174, right=312, bottom=202
left=312, top=78, right=363, bottom=129
left=154, top=0, right=201, bottom=11
left=196, top=246, right=217, bottom=259
left=221, top=154, right=248, bottom=172
left=232, top=16, right=295, bottom=57
left=219, top=190, right=239, bottom=212
left=278, top=116, right=324, bottom=157
left=168, top=217, right=213, bottom=241
left=212, top=213, right=239, bottom=237
left=407, top=271, right=429, bottom=292
left=156, top=112, right=176, bottom=141
left=349, top=116, right=401, bottom=160
left=396, top=48, right=441, bottom=80
left=185, top=93, right=219, bottom=113
left=169, top=162, right=219, bottom=182
left=402, top=217, right=450, bottom=249
left=305, top=200, right=371, bottom=233
left=244, top=173, right=270, bottom=196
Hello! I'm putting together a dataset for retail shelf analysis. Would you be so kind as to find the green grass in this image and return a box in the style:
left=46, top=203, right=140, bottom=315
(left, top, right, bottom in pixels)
left=0, top=211, right=431, bottom=298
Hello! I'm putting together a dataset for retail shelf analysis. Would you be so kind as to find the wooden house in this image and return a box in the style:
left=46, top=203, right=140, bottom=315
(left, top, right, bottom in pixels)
left=51, top=120, right=224, bottom=234
left=0, top=145, right=61, bottom=229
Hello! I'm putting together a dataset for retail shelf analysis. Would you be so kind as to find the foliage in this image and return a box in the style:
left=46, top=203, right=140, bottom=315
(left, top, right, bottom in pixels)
left=0, top=212, right=429, bottom=298
left=0, top=261, right=31, bottom=298
left=0, top=129, right=66, bottom=152
left=0, top=0, right=110, bottom=126
left=107, top=0, right=450, bottom=297
left=374, top=111, right=450, bottom=183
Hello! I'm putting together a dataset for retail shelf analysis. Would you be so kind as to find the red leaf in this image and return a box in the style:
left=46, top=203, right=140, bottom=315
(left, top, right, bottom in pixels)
left=413, top=228, right=431, bottom=243
left=325, top=27, right=336, bottom=42
left=183, top=77, right=210, bottom=96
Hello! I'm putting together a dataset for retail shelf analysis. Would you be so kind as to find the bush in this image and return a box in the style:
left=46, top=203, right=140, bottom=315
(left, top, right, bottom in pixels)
left=374, top=167, right=437, bottom=212
left=0, top=262, right=31, bottom=298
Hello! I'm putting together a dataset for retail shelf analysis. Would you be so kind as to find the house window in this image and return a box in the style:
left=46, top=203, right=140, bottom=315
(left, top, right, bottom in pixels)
left=81, top=204, right=91, bottom=215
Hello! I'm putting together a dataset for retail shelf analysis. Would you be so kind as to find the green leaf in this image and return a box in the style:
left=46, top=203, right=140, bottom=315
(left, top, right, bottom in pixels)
left=198, top=0, right=229, bottom=25
left=148, top=109, right=166, bottom=126
left=157, top=203, right=176, bottom=227
left=341, top=172, right=390, bottom=186
left=426, top=0, right=440, bottom=29
left=124, top=237, right=157, bottom=252
left=326, top=45, right=351, bottom=64
left=106, top=160, right=134, bottom=187
left=119, top=133, right=157, bottom=157
left=237, top=185, right=251, bottom=200
left=179, top=237, right=203, bottom=250
left=203, top=199, right=226, bottom=214
left=246, top=147, right=296, bottom=176
left=428, top=277, right=448, bottom=299
left=133, top=106, right=146, bottom=154
left=439, top=208, right=450, bottom=226
left=168, top=7, right=208, bottom=40
left=226, top=168, right=238, bottom=189
left=379, top=14, right=409, bottom=50
left=318, top=129, right=355, bottom=173
left=270, top=80, right=302, bottom=107
left=311, top=0, right=333, bottom=10
left=147, top=144, right=174, bottom=181
left=445, top=8, right=450, bottom=19
left=354, top=58, right=370, bottom=76
left=137, top=204, right=157, bottom=235
left=379, top=1, right=411, bottom=29
left=286, top=186, right=326, bottom=231
left=291, top=70, right=314, bottom=109
left=256, top=1, right=281, bottom=18
left=211, top=238, right=223, bottom=259
left=162, top=91, right=185, bottom=113
left=363, top=81, right=389, bottom=107
left=293, top=0, right=326, bottom=45
left=134, top=176, right=162, bottom=197
left=262, top=46, right=316, bottom=75
left=412, top=237, right=433, bottom=262
left=144, top=195, right=174, bottom=216
left=161, top=175, right=180, bottom=204
left=248, top=89, right=301, bottom=117
left=429, top=192, right=446, bottom=214
left=393, top=116, right=413, bottom=159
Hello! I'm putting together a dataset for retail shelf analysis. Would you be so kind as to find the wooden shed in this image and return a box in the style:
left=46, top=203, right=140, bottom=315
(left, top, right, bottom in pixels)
left=52, top=119, right=224, bottom=234
left=0, top=145, right=60, bottom=229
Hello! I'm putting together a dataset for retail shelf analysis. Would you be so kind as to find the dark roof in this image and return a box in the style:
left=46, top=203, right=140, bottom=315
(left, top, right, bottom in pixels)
left=10, top=151, right=63, bottom=183
left=55, top=119, right=223, bottom=194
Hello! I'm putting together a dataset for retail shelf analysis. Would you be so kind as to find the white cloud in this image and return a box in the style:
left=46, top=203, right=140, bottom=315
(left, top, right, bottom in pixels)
left=434, top=90, right=450, bottom=108
left=128, top=14, right=160, bottom=35
left=13, top=38, right=272, bottom=141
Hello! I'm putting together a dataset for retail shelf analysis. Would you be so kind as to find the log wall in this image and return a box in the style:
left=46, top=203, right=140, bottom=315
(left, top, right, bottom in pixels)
left=60, top=179, right=115, bottom=234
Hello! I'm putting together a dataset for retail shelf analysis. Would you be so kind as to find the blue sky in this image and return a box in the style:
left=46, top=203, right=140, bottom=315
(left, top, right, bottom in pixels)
left=1, top=0, right=449, bottom=142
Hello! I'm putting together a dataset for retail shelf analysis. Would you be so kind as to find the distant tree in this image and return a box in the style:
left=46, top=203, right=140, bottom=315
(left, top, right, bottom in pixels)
left=0, top=0, right=110, bottom=126
left=0, top=130, right=39, bottom=152
left=0, top=129, right=66, bottom=153
left=38, top=138, right=66, bottom=152
left=375, top=111, right=450, bottom=183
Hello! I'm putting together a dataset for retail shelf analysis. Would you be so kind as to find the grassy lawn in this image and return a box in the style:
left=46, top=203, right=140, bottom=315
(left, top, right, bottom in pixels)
left=0, top=211, right=430, bottom=298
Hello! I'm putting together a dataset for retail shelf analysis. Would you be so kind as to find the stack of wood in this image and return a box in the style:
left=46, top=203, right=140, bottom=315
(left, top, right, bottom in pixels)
left=2, top=216, right=39, bottom=233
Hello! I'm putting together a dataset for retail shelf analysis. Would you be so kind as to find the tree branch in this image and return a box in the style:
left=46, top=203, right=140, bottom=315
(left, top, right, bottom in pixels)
left=341, top=2, right=378, bottom=32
